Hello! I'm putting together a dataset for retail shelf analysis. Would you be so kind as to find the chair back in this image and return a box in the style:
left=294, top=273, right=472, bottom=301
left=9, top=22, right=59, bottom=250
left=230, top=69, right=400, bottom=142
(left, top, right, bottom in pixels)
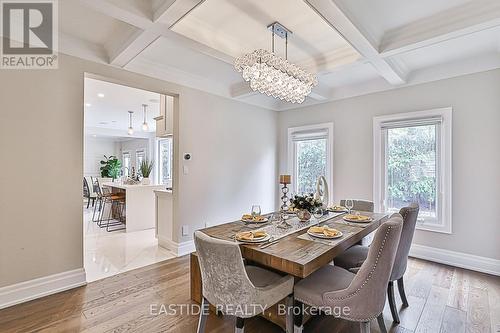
left=194, top=231, right=260, bottom=315
left=340, top=199, right=374, bottom=212
left=83, top=178, right=90, bottom=197
left=323, top=215, right=403, bottom=321
left=390, top=204, right=419, bottom=281
left=93, top=178, right=103, bottom=196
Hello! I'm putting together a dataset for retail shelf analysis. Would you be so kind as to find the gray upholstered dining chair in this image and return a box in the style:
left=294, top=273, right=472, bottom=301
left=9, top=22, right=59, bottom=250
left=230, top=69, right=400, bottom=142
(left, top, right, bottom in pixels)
left=334, top=204, right=419, bottom=323
left=194, top=231, right=295, bottom=333
left=293, top=216, right=403, bottom=333
left=340, top=199, right=374, bottom=212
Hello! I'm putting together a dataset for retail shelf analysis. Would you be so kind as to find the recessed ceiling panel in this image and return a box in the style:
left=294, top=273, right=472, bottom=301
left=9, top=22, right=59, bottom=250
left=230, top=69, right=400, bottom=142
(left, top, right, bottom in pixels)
left=169, top=0, right=360, bottom=72
left=60, top=1, right=137, bottom=46
left=392, top=26, right=500, bottom=71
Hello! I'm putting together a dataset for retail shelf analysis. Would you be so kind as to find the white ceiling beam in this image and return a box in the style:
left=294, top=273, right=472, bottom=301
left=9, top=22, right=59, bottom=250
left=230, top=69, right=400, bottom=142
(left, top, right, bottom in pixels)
left=78, top=0, right=206, bottom=68
left=309, top=84, right=333, bottom=101
left=230, top=82, right=255, bottom=99
left=107, top=29, right=161, bottom=67
left=77, top=0, right=231, bottom=66
left=379, top=0, right=500, bottom=57
left=76, top=0, right=152, bottom=29
left=304, top=0, right=406, bottom=85
left=154, top=0, right=204, bottom=26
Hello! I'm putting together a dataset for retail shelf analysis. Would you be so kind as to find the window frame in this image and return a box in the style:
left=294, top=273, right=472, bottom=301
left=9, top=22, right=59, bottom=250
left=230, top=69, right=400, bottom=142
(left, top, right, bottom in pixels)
left=157, top=136, right=173, bottom=185
left=373, top=108, right=452, bottom=234
left=135, top=149, right=146, bottom=171
left=122, top=151, right=131, bottom=176
left=287, top=122, right=334, bottom=198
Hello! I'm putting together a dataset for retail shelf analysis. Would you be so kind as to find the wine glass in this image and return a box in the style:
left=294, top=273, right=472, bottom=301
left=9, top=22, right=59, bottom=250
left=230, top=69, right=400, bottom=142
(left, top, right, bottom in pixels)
left=251, top=205, right=261, bottom=218
left=345, top=199, right=354, bottom=214
left=313, top=207, right=324, bottom=220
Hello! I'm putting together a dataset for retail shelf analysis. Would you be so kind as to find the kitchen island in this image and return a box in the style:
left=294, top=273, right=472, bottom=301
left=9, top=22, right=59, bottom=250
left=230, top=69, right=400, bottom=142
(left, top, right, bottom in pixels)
left=102, top=182, right=167, bottom=232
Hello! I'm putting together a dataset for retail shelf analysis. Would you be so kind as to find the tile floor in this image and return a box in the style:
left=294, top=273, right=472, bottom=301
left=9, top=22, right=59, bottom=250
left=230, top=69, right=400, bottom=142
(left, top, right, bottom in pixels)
left=83, top=203, right=176, bottom=282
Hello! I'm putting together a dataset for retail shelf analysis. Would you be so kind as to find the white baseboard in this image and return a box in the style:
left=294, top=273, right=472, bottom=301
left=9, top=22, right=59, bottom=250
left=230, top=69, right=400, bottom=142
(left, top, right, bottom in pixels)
left=0, top=268, right=87, bottom=310
left=158, top=236, right=195, bottom=257
left=409, top=244, right=500, bottom=276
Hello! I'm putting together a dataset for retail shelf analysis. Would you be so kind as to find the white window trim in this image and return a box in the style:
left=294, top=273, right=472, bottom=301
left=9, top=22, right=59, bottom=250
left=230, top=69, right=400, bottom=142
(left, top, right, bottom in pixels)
left=135, top=149, right=146, bottom=169
left=122, top=151, right=131, bottom=176
left=287, top=122, right=334, bottom=200
left=373, top=108, right=452, bottom=234
left=157, top=137, right=173, bottom=184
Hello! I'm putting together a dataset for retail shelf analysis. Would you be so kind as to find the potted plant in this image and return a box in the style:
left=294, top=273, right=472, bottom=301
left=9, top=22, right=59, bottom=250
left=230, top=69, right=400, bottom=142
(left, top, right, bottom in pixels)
left=290, top=193, right=322, bottom=221
left=99, top=155, right=122, bottom=180
left=140, top=159, right=154, bottom=185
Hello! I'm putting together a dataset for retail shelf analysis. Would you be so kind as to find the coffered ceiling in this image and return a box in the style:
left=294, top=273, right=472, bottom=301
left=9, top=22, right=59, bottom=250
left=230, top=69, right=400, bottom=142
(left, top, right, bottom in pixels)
left=59, top=0, right=500, bottom=110
left=170, top=0, right=360, bottom=72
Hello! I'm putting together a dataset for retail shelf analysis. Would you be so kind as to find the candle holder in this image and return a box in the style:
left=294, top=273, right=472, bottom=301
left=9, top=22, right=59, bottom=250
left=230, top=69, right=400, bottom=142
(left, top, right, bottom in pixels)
left=280, top=183, right=289, bottom=211
left=279, top=174, right=291, bottom=212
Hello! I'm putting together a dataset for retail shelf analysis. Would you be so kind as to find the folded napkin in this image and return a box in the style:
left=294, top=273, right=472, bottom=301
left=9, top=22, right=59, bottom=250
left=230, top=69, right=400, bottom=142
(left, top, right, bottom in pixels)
left=236, top=230, right=267, bottom=241
left=309, top=226, right=340, bottom=237
left=345, top=214, right=371, bottom=221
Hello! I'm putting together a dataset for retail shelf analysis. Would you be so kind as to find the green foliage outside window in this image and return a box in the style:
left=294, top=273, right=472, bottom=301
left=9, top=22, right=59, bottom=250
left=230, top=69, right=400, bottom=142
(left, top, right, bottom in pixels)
left=296, top=138, right=326, bottom=194
left=387, top=126, right=437, bottom=213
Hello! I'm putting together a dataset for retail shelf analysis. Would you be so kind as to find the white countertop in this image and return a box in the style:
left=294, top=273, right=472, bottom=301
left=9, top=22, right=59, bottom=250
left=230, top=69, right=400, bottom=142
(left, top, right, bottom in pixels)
left=102, top=182, right=167, bottom=190
left=154, top=189, right=173, bottom=195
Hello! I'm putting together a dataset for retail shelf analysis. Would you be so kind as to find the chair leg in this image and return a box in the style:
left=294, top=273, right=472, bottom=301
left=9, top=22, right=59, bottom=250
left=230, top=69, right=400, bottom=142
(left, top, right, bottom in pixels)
left=92, top=199, right=98, bottom=221
left=87, top=198, right=90, bottom=209
left=377, top=313, right=387, bottom=333
left=387, top=281, right=400, bottom=324
left=196, top=297, right=209, bottom=333
left=293, top=300, right=303, bottom=333
left=397, top=277, right=409, bottom=307
left=235, top=317, right=244, bottom=333
left=360, top=321, right=370, bottom=333
left=285, top=294, right=293, bottom=333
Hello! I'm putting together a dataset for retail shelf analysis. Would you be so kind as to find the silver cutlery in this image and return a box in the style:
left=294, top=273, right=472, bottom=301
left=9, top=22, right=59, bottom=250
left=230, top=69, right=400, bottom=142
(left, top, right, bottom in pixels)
left=260, top=239, right=280, bottom=249
left=258, top=236, right=274, bottom=248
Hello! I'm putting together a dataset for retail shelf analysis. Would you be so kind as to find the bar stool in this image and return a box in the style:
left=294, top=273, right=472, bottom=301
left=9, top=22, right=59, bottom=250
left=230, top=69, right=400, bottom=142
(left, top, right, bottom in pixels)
left=106, top=193, right=126, bottom=232
left=97, top=187, right=125, bottom=231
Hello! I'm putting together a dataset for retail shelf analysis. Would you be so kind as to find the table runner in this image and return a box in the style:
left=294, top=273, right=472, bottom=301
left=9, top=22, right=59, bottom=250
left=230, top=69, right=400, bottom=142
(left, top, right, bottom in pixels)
left=208, top=211, right=345, bottom=242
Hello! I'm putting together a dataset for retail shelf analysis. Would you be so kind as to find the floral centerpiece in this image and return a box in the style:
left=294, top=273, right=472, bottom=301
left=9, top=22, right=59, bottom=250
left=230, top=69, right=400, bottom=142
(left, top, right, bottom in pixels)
left=290, top=193, right=322, bottom=222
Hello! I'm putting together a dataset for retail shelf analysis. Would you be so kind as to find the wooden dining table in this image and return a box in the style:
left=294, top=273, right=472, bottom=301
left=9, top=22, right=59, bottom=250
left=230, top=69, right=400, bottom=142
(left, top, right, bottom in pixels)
left=190, top=211, right=388, bottom=312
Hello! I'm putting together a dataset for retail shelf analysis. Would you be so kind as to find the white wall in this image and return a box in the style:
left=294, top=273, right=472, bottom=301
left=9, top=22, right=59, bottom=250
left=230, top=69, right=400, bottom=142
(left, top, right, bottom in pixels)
left=83, top=136, right=119, bottom=177
left=0, top=53, right=277, bottom=289
left=174, top=89, right=278, bottom=243
left=278, top=69, right=500, bottom=260
left=118, top=138, right=150, bottom=172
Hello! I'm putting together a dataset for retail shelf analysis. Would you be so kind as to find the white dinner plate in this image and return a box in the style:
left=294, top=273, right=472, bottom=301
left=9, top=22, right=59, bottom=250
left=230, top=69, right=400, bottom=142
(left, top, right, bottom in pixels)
left=343, top=216, right=373, bottom=223
left=241, top=217, right=269, bottom=223
left=236, top=234, right=270, bottom=243
left=328, top=208, right=347, bottom=213
left=307, top=229, right=343, bottom=239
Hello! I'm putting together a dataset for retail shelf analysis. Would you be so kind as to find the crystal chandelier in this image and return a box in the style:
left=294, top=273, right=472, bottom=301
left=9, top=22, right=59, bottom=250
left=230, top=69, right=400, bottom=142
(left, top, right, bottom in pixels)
left=234, top=22, right=318, bottom=104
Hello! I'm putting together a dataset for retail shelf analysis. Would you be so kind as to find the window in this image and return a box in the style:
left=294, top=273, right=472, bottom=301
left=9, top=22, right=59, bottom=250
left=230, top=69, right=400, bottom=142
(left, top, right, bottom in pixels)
left=374, top=108, right=452, bottom=233
left=122, top=152, right=130, bottom=176
left=158, top=137, right=173, bottom=185
left=136, top=150, right=146, bottom=170
left=288, top=123, right=333, bottom=195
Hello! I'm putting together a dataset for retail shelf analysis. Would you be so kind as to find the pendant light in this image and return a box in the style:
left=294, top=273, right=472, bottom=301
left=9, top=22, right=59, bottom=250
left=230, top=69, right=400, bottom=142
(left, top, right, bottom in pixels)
left=141, top=104, right=149, bottom=131
left=127, top=111, right=134, bottom=135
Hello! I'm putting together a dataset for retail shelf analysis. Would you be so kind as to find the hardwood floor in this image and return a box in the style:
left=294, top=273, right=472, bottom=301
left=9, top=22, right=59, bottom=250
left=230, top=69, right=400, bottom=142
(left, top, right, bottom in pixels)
left=0, top=256, right=498, bottom=333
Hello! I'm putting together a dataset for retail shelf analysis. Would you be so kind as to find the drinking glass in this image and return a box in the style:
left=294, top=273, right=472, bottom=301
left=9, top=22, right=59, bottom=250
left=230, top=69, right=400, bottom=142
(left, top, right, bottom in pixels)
left=345, top=199, right=354, bottom=214
left=251, top=205, right=261, bottom=218
left=313, top=207, right=324, bottom=220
